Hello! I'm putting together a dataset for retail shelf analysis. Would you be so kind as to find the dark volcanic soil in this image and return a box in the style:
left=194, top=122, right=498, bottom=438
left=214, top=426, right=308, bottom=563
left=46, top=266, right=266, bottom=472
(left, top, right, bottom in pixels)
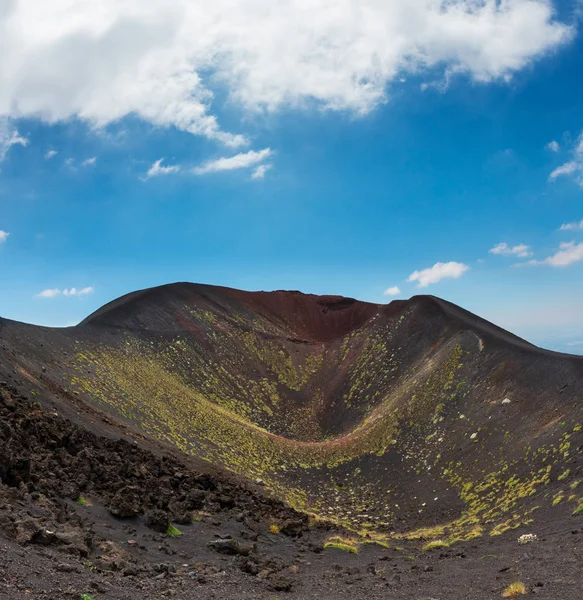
left=1, top=385, right=582, bottom=600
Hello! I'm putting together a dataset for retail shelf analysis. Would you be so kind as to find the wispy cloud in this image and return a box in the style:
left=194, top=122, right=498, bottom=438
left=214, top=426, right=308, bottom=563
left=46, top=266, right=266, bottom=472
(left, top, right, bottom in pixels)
left=193, top=148, right=271, bottom=175
left=0, top=230, right=9, bottom=243
left=546, top=140, right=560, bottom=152
left=36, top=287, right=94, bottom=299
left=549, top=133, right=583, bottom=186
left=550, top=160, right=578, bottom=180
left=251, top=164, right=272, bottom=180
left=82, top=157, right=97, bottom=167
left=0, top=118, right=28, bottom=162
left=407, top=262, right=469, bottom=288
left=526, top=242, right=583, bottom=267
left=36, top=288, right=61, bottom=299
left=566, top=340, right=583, bottom=347
left=489, top=242, right=532, bottom=258
left=63, top=287, right=95, bottom=296
left=384, top=286, right=401, bottom=296
left=560, top=219, right=583, bottom=231
left=146, top=159, right=181, bottom=179
left=45, top=149, right=58, bottom=159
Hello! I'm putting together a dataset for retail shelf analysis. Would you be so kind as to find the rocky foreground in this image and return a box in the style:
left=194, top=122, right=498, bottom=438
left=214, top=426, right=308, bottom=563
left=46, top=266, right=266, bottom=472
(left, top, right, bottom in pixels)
left=1, top=381, right=582, bottom=599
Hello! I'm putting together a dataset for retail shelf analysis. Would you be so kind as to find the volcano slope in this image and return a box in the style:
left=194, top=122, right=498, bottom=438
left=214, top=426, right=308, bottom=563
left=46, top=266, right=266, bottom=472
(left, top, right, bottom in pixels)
left=1, top=283, right=583, bottom=553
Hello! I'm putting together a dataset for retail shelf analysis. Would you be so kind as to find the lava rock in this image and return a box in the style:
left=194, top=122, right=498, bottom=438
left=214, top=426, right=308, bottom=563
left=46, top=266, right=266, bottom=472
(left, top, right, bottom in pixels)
left=108, top=486, right=142, bottom=518
left=206, top=538, right=254, bottom=556
left=145, top=509, right=170, bottom=533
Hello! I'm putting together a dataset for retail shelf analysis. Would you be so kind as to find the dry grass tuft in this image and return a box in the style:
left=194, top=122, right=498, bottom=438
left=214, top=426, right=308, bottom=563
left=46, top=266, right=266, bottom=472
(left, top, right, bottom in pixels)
left=323, top=536, right=358, bottom=554
left=422, top=539, right=450, bottom=551
left=502, top=582, right=527, bottom=598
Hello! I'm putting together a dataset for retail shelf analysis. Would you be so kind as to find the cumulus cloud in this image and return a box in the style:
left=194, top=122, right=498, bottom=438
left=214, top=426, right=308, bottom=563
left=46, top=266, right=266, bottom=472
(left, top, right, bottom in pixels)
left=36, top=287, right=94, bottom=298
left=560, top=219, right=583, bottom=231
left=489, top=242, right=532, bottom=258
left=407, top=261, right=469, bottom=288
left=0, top=230, right=9, bottom=243
left=146, top=159, right=181, bottom=178
left=193, top=148, right=271, bottom=175
left=0, top=118, right=28, bottom=161
left=0, top=1, right=573, bottom=147
left=81, top=157, right=97, bottom=167
left=250, top=164, right=272, bottom=180
left=547, top=140, right=560, bottom=152
left=45, top=149, right=58, bottom=159
left=384, top=286, right=401, bottom=296
left=549, top=133, right=583, bottom=185
left=527, top=242, right=583, bottom=267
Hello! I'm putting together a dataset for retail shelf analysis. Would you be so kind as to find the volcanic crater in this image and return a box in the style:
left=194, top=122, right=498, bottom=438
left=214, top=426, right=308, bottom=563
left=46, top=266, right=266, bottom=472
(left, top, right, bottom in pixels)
left=1, top=283, right=583, bottom=598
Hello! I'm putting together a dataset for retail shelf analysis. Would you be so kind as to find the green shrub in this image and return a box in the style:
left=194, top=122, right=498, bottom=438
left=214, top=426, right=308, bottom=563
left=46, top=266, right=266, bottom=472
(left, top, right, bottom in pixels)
left=166, top=524, right=183, bottom=537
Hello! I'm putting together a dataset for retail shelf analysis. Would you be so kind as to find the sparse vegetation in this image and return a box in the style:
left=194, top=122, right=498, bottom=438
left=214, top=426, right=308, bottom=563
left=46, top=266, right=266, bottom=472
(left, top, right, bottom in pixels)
left=558, top=469, right=570, bottom=481
left=323, top=537, right=358, bottom=554
left=517, top=534, right=537, bottom=545
left=76, top=496, right=88, bottom=506
left=269, top=523, right=281, bottom=534
left=80, top=595, right=94, bottom=600
left=422, top=540, right=450, bottom=551
left=166, top=524, right=183, bottom=537
left=502, top=582, right=527, bottom=597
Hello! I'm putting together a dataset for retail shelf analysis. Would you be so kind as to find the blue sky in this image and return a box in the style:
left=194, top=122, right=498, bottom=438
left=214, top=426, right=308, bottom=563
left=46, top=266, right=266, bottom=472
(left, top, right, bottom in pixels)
left=1, top=0, right=583, bottom=353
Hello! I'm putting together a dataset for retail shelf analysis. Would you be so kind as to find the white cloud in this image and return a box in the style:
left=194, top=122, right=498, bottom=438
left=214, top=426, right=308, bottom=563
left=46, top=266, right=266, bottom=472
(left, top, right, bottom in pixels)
left=63, top=287, right=94, bottom=296
left=0, top=1, right=572, bottom=147
left=0, top=117, right=28, bottom=161
left=549, top=132, right=583, bottom=185
left=407, top=261, right=469, bottom=288
left=0, top=230, right=9, bottom=243
left=560, top=219, right=583, bottom=231
left=193, top=148, right=271, bottom=175
left=36, top=286, right=94, bottom=298
left=527, top=241, right=583, bottom=267
left=384, top=286, right=401, bottom=296
left=45, top=149, right=58, bottom=159
left=250, top=163, right=272, bottom=180
left=566, top=340, right=583, bottom=347
left=550, top=160, right=578, bottom=180
left=146, top=158, right=180, bottom=178
left=489, top=242, right=532, bottom=258
left=36, top=288, right=61, bottom=298
left=547, top=140, right=560, bottom=152
left=82, top=157, right=97, bottom=167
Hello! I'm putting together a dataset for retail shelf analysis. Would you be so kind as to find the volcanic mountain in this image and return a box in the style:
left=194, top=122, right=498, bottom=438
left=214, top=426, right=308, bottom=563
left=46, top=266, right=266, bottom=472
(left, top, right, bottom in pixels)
left=1, top=282, right=582, bottom=545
